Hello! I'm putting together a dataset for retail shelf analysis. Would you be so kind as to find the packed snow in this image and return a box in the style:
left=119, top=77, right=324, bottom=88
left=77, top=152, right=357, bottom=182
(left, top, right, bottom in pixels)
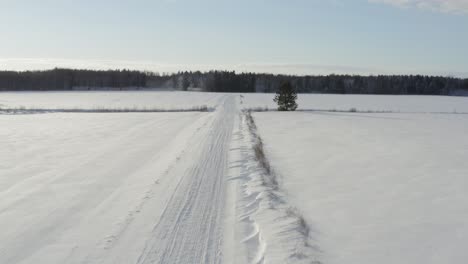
left=253, top=111, right=468, bottom=264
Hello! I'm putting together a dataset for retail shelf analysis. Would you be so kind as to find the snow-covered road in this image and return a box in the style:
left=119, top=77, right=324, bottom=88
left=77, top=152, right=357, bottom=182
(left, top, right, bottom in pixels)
left=135, top=95, right=236, bottom=263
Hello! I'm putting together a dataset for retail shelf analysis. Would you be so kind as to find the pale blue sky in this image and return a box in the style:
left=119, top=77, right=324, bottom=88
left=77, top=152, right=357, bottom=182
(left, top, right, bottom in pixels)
left=0, top=0, right=467, bottom=76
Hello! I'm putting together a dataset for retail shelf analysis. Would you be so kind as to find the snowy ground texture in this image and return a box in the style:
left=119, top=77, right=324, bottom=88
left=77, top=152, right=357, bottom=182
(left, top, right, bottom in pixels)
left=1, top=91, right=468, bottom=264
left=252, top=109, right=468, bottom=264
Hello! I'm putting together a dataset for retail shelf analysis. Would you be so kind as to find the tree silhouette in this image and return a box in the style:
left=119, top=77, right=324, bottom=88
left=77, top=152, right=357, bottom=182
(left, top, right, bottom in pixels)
left=274, top=81, right=298, bottom=111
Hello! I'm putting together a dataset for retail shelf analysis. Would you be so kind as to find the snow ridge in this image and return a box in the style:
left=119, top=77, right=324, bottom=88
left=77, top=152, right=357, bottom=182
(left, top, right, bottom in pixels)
left=233, top=110, right=322, bottom=264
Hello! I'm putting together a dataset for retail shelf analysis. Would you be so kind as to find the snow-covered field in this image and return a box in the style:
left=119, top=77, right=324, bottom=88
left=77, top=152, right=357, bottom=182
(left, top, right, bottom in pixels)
left=0, top=92, right=237, bottom=263
left=1, top=91, right=468, bottom=264
left=0, top=111, right=217, bottom=263
left=0, top=91, right=224, bottom=110
left=253, top=111, right=468, bottom=264
left=2, top=91, right=468, bottom=113
left=242, top=93, right=468, bottom=113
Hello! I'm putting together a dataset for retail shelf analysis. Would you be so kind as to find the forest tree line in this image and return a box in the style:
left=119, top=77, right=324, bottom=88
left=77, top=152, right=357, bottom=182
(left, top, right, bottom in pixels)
left=0, top=69, right=147, bottom=90
left=1, top=68, right=467, bottom=95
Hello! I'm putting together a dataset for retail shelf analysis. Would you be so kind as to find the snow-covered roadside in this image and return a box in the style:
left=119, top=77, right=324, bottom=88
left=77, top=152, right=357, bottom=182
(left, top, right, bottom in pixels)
left=252, top=111, right=468, bottom=264
left=226, top=107, right=322, bottom=264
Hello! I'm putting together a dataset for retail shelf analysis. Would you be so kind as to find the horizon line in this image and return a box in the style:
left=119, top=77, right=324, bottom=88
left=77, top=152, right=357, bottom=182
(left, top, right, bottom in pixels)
left=1, top=58, right=467, bottom=79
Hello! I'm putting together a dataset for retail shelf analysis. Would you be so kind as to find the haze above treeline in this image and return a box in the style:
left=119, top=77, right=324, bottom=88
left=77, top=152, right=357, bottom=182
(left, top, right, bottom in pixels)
left=1, top=68, right=467, bottom=95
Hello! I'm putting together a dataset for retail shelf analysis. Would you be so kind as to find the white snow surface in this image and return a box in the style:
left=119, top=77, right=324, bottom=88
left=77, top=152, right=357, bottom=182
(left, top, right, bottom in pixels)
left=0, top=94, right=237, bottom=263
left=242, top=93, right=468, bottom=113
left=0, top=91, right=223, bottom=110
left=253, top=111, right=468, bottom=264
left=2, top=91, right=468, bottom=264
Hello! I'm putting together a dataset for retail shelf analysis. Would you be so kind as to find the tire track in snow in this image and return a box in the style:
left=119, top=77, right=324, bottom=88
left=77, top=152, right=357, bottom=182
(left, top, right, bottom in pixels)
left=87, top=113, right=216, bottom=259
left=136, top=96, right=236, bottom=264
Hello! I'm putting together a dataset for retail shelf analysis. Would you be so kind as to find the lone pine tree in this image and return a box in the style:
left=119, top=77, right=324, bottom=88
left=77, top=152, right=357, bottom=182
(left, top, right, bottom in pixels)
left=274, top=81, right=298, bottom=111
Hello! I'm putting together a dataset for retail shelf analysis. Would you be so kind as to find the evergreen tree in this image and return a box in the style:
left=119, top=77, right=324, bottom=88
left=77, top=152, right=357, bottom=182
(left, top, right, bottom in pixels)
left=182, top=73, right=190, bottom=91
left=274, top=81, right=298, bottom=111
